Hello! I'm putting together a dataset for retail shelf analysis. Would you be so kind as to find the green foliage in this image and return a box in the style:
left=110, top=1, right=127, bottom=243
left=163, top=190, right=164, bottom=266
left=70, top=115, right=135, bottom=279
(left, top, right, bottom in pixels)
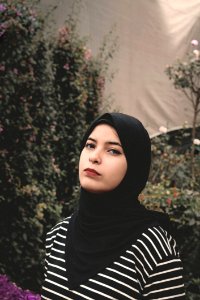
left=166, top=53, right=200, bottom=90
left=50, top=24, right=106, bottom=215
left=0, top=0, right=59, bottom=291
left=149, top=128, right=200, bottom=189
left=0, top=0, right=115, bottom=292
left=165, top=41, right=200, bottom=182
left=143, top=129, right=200, bottom=298
left=165, top=46, right=200, bottom=119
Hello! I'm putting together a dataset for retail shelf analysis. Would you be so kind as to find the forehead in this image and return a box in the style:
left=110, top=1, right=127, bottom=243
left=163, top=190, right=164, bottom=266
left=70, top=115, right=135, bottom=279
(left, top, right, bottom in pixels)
left=89, top=124, right=119, bottom=140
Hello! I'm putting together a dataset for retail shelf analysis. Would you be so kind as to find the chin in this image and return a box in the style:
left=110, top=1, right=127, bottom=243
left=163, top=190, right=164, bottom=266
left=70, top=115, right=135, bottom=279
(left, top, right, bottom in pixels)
left=81, top=183, right=104, bottom=194
left=83, top=186, right=102, bottom=194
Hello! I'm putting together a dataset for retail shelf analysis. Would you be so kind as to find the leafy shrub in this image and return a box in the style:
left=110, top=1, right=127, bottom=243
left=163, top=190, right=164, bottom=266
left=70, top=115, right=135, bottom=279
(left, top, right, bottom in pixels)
left=165, top=39, right=200, bottom=182
left=0, top=0, right=114, bottom=292
left=50, top=23, right=106, bottom=215
left=149, top=127, right=200, bottom=189
left=0, top=0, right=59, bottom=291
left=143, top=128, right=200, bottom=299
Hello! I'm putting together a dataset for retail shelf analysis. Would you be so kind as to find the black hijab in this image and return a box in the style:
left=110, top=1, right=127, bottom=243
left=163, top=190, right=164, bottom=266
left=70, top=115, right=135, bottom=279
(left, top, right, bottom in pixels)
left=66, top=112, right=170, bottom=289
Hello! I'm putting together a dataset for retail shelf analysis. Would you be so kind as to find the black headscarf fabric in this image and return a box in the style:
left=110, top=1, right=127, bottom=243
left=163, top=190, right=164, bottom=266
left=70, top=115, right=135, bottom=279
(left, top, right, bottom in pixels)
left=66, top=113, right=170, bottom=289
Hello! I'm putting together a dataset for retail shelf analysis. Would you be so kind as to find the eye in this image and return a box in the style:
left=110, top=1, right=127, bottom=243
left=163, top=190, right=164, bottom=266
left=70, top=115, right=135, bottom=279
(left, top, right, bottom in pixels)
left=85, top=142, right=95, bottom=149
left=108, top=149, right=121, bottom=155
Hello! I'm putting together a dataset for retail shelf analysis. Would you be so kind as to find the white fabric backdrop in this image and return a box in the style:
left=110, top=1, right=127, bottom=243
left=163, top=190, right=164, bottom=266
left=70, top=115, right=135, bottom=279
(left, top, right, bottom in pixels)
left=41, top=0, right=200, bottom=135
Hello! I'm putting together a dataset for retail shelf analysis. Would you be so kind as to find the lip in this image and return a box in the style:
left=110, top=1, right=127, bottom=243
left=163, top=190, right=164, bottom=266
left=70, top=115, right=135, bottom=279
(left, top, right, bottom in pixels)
left=84, top=168, right=101, bottom=176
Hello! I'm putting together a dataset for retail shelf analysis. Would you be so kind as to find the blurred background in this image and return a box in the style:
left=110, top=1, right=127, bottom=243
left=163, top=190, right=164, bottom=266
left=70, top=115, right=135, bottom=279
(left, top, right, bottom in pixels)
left=41, top=0, right=200, bottom=135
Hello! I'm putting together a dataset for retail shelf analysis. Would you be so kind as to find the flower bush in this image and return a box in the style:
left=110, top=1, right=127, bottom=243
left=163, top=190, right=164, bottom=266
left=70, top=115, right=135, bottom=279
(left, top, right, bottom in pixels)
left=164, top=45, right=200, bottom=299
left=142, top=127, right=200, bottom=299
left=0, top=274, right=41, bottom=300
left=0, top=0, right=56, bottom=292
left=149, top=127, right=200, bottom=189
left=165, top=40, right=200, bottom=181
left=0, top=0, right=115, bottom=292
left=50, top=22, right=108, bottom=215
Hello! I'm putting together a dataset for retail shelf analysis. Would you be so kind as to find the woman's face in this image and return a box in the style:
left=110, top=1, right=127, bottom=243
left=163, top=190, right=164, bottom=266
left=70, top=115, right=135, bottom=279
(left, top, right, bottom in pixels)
left=79, top=124, right=127, bottom=193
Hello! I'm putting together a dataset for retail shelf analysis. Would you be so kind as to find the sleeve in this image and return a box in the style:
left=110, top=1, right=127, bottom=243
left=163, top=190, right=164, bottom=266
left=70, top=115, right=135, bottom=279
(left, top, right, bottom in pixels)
left=43, top=223, right=61, bottom=278
left=142, top=256, right=186, bottom=299
left=43, top=231, right=52, bottom=278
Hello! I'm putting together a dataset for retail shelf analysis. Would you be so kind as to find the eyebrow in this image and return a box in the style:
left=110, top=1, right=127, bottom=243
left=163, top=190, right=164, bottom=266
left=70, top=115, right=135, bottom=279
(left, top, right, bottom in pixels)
left=87, top=137, right=122, bottom=148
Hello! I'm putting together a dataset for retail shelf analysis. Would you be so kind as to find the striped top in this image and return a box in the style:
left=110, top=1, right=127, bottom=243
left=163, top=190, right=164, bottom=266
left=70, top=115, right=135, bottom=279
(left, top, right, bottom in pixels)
left=41, top=216, right=185, bottom=300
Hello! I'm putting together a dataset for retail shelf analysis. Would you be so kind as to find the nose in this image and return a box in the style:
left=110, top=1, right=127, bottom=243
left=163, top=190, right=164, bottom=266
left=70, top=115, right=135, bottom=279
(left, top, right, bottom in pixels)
left=89, top=149, right=101, bottom=164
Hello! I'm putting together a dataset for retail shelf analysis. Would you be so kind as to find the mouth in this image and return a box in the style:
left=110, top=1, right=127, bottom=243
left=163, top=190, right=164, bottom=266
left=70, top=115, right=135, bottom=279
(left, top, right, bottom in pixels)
left=84, top=168, right=101, bottom=176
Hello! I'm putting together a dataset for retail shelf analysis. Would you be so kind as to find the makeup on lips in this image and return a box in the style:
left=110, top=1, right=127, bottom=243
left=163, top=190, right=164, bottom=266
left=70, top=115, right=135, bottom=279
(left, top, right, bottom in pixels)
left=84, top=168, right=101, bottom=177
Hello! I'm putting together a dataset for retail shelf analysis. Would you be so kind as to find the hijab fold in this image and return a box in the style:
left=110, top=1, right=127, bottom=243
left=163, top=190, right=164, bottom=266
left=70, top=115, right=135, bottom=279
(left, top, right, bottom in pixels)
left=66, top=113, right=170, bottom=289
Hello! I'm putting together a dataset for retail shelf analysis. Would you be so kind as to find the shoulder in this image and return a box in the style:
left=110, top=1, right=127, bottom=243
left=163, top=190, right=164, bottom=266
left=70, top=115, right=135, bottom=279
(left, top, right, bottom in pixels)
left=132, top=225, right=180, bottom=268
left=142, top=225, right=178, bottom=255
left=126, top=225, right=183, bottom=288
left=45, top=216, right=71, bottom=246
left=138, top=227, right=185, bottom=297
left=47, top=215, right=71, bottom=235
left=113, top=225, right=183, bottom=292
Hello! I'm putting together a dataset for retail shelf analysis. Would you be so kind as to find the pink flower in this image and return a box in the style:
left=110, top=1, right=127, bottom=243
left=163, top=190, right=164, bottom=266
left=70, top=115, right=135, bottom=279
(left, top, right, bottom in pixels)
left=191, top=39, right=198, bottom=46
left=97, top=76, right=105, bottom=89
left=29, top=9, right=37, bottom=17
left=0, top=127, right=4, bottom=133
left=29, top=135, right=36, bottom=142
left=138, top=193, right=145, bottom=202
left=58, top=26, right=69, bottom=43
left=13, top=68, right=18, bottom=74
left=159, top=126, right=167, bottom=133
left=166, top=198, right=172, bottom=207
left=63, top=63, right=69, bottom=70
left=16, top=10, right=22, bottom=17
left=0, top=4, right=6, bottom=12
left=58, top=26, right=68, bottom=36
left=0, top=23, right=7, bottom=37
left=0, top=65, right=5, bottom=71
left=84, top=48, right=92, bottom=60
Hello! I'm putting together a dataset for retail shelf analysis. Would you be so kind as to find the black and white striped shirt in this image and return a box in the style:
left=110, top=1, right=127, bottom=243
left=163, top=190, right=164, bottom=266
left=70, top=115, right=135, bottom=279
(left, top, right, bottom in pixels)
left=41, top=216, right=185, bottom=299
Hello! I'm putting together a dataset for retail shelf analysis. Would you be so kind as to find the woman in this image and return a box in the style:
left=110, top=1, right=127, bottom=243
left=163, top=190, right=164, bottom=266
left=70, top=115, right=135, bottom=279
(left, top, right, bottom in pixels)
left=42, top=112, right=185, bottom=299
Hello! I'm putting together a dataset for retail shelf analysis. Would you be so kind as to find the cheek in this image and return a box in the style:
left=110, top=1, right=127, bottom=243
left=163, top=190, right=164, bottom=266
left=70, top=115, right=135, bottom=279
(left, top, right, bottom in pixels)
left=107, top=158, right=127, bottom=181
